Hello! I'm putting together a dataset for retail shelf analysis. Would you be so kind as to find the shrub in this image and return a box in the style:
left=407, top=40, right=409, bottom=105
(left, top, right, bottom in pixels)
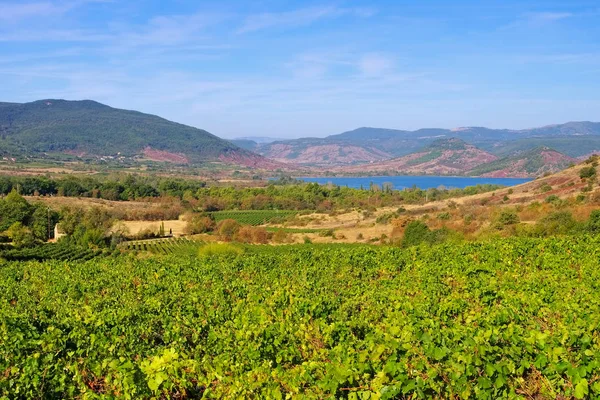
left=356, top=233, right=364, bottom=240
left=185, top=214, right=215, bottom=234
left=319, top=229, right=335, bottom=238
left=580, top=166, right=597, bottom=179
left=216, top=219, right=241, bottom=242
left=401, top=221, right=432, bottom=248
left=587, top=210, right=600, bottom=233
left=463, top=214, right=474, bottom=225
left=135, top=226, right=159, bottom=240
left=534, top=211, right=580, bottom=237
left=545, top=195, right=560, bottom=204
left=272, top=230, right=291, bottom=243
left=198, top=243, right=243, bottom=258
left=376, top=213, right=394, bottom=224
left=303, top=236, right=312, bottom=244
left=539, top=183, right=552, bottom=193
left=437, top=212, right=451, bottom=221
left=234, top=226, right=268, bottom=244
left=495, top=211, right=520, bottom=229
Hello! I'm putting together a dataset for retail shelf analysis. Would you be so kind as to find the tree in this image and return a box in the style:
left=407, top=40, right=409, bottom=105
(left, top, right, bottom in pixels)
left=0, top=189, right=31, bottom=231
left=7, top=222, right=36, bottom=248
left=587, top=210, right=600, bottom=233
left=401, top=221, right=432, bottom=248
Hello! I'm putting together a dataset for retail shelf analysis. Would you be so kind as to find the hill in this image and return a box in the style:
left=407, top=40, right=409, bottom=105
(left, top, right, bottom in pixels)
left=333, top=140, right=577, bottom=178
left=255, top=122, right=600, bottom=166
left=468, top=147, right=576, bottom=178
left=0, top=99, right=279, bottom=168
left=337, top=138, right=498, bottom=175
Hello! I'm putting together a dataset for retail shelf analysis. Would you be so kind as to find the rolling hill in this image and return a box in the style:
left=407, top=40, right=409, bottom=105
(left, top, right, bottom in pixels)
left=334, top=139, right=576, bottom=178
left=0, top=99, right=281, bottom=168
left=254, top=122, right=600, bottom=166
left=467, top=147, right=576, bottom=178
left=337, top=138, right=498, bottom=175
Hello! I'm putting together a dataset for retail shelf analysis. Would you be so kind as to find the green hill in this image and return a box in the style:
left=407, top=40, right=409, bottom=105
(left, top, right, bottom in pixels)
left=0, top=99, right=245, bottom=164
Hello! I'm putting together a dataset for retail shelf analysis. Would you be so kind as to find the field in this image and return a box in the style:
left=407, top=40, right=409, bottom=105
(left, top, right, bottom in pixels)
left=0, top=242, right=107, bottom=261
left=2, top=236, right=599, bottom=398
left=122, top=237, right=200, bottom=254
left=207, top=210, right=299, bottom=225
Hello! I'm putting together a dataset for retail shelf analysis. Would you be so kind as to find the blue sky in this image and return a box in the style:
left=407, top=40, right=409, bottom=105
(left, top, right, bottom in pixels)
left=0, top=0, right=599, bottom=139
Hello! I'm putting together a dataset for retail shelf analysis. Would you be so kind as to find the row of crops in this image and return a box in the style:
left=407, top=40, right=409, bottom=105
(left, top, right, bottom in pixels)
left=122, top=237, right=200, bottom=255
left=2, top=236, right=600, bottom=398
left=0, top=242, right=106, bottom=261
left=206, top=209, right=299, bottom=225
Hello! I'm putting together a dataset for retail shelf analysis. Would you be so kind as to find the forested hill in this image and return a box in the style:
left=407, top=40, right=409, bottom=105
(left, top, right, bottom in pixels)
left=0, top=99, right=264, bottom=165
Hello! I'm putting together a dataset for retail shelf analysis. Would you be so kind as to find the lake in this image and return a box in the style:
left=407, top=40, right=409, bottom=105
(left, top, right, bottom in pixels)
left=297, top=176, right=531, bottom=190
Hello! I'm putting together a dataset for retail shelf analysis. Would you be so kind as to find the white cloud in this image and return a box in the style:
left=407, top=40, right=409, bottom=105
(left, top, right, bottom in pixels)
left=0, top=0, right=111, bottom=22
left=237, top=6, right=375, bottom=34
left=525, top=11, right=573, bottom=23
left=357, top=54, right=394, bottom=77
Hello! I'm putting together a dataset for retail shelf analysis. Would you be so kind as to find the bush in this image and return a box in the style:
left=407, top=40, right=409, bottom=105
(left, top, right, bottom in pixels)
left=580, top=166, right=597, bottom=179
left=134, top=226, right=159, bottom=240
left=587, top=210, right=600, bottom=233
left=234, top=226, right=268, bottom=244
left=437, top=212, right=451, bottom=221
left=545, top=195, right=560, bottom=204
left=534, top=211, right=580, bottom=237
left=539, top=183, right=552, bottom=193
left=216, top=219, right=241, bottom=242
left=401, top=221, right=432, bottom=248
left=198, top=243, right=243, bottom=258
left=319, top=229, right=335, bottom=238
left=495, top=211, right=520, bottom=228
left=185, top=214, right=215, bottom=234
left=272, top=230, right=291, bottom=243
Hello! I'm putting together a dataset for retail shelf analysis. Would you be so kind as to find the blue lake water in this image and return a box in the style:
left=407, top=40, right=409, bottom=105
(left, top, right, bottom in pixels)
left=297, top=176, right=531, bottom=190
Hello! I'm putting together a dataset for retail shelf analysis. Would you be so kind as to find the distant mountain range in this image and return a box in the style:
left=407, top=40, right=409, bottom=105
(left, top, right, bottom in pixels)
left=0, top=99, right=281, bottom=169
left=0, top=99, right=596, bottom=177
left=242, top=122, right=600, bottom=169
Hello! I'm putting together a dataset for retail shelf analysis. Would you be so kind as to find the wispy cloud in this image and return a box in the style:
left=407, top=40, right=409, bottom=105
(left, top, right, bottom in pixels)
left=237, top=6, right=375, bottom=34
left=0, top=29, right=111, bottom=42
left=357, top=54, right=394, bottom=77
left=0, top=0, right=110, bottom=22
left=524, top=11, right=574, bottom=24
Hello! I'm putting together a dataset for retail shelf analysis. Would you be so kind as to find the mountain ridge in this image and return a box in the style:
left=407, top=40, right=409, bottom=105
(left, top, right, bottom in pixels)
left=0, top=99, right=282, bottom=169
left=252, top=122, right=600, bottom=167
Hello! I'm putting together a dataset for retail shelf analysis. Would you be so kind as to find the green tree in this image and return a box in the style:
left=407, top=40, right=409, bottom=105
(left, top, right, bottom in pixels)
left=587, top=210, right=600, bottom=234
left=7, top=222, right=36, bottom=248
left=401, top=220, right=432, bottom=248
left=0, top=189, right=31, bottom=231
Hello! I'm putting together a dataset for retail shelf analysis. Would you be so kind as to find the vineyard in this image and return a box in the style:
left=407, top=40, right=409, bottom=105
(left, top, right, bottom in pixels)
left=2, top=236, right=600, bottom=398
left=206, top=210, right=298, bottom=225
left=0, top=242, right=106, bottom=261
left=122, top=237, right=200, bottom=255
